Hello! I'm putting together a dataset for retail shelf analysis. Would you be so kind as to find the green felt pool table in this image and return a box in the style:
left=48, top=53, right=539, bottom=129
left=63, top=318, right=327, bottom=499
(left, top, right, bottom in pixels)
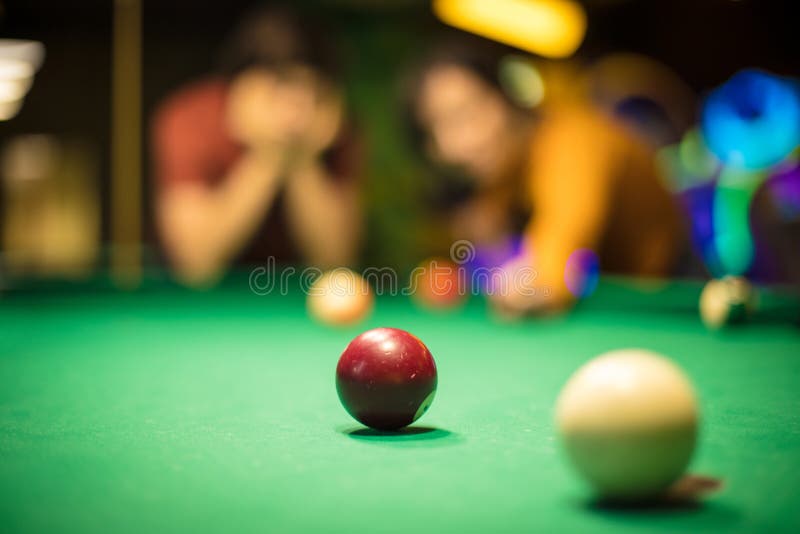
left=1, top=276, right=799, bottom=533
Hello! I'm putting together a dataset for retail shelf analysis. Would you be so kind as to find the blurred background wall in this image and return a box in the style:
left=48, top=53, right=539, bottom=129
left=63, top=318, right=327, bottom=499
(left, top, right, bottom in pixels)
left=0, top=0, right=797, bottom=279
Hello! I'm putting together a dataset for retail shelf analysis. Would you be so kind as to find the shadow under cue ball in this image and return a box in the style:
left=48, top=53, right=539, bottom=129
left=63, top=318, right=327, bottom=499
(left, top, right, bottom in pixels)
left=307, top=269, right=373, bottom=327
left=336, top=327, right=437, bottom=430
left=555, top=349, right=698, bottom=501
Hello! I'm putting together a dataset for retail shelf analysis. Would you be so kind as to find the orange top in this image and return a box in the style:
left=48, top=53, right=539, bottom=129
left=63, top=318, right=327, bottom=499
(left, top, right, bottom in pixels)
left=525, top=105, right=684, bottom=306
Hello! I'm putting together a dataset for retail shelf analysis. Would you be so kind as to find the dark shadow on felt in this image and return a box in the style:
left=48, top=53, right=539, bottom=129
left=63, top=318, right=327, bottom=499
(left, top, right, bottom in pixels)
left=585, top=475, right=725, bottom=514
left=335, top=425, right=462, bottom=446
left=346, top=426, right=450, bottom=441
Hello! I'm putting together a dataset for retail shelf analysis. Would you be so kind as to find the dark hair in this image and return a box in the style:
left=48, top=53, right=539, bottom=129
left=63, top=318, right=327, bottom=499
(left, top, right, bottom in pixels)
left=218, top=5, right=340, bottom=82
left=401, top=33, right=532, bottom=208
left=403, top=32, right=530, bottom=119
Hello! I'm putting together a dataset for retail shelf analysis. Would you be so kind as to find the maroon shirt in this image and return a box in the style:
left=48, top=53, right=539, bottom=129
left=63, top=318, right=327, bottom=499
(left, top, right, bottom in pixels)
left=152, top=78, right=360, bottom=265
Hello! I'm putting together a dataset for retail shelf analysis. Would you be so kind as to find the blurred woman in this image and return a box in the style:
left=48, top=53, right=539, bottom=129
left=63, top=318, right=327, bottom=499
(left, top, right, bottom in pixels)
left=152, top=7, right=361, bottom=286
left=408, top=36, right=686, bottom=315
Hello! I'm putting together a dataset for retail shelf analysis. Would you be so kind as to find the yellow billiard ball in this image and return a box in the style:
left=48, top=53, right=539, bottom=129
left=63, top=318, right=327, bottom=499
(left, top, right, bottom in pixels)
left=307, top=269, right=373, bottom=327
left=555, top=349, right=698, bottom=501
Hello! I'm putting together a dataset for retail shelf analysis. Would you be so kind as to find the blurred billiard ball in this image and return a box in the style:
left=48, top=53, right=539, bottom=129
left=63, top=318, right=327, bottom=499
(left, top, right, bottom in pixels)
left=307, top=269, right=373, bottom=327
left=336, top=327, right=437, bottom=430
left=555, top=349, right=698, bottom=501
left=699, top=276, right=757, bottom=330
left=410, top=257, right=466, bottom=310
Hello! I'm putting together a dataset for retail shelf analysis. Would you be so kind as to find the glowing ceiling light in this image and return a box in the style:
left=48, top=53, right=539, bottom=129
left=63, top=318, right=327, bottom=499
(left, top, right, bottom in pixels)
left=0, top=98, right=23, bottom=121
left=0, top=39, right=45, bottom=70
left=433, top=0, right=587, bottom=59
left=0, top=40, right=45, bottom=121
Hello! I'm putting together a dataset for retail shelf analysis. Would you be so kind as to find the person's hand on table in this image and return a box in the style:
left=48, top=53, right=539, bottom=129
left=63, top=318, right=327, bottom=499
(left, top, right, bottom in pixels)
left=487, top=255, right=574, bottom=319
left=489, top=288, right=573, bottom=320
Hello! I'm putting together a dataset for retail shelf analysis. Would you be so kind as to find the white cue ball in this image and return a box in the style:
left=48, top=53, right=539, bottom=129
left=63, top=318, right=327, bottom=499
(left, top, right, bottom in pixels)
left=555, top=349, right=698, bottom=500
left=699, top=276, right=756, bottom=330
left=307, top=269, right=373, bottom=326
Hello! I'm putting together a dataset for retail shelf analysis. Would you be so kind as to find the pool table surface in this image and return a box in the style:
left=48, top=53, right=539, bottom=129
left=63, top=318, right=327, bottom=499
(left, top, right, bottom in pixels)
left=1, top=275, right=799, bottom=533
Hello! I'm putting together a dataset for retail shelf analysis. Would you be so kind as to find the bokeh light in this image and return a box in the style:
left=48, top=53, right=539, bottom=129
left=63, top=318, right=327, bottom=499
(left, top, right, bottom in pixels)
left=712, top=166, right=767, bottom=276
left=433, top=0, right=586, bottom=59
left=465, top=235, right=525, bottom=294
left=767, top=153, right=800, bottom=219
left=0, top=40, right=45, bottom=121
left=701, top=69, right=800, bottom=170
left=676, top=182, right=722, bottom=276
left=564, top=248, right=600, bottom=299
left=679, top=128, right=719, bottom=178
left=656, top=131, right=719, bottom=193
left=499, top=55, right=545, bottom=109
left=588, top=53, right=696, bottom=146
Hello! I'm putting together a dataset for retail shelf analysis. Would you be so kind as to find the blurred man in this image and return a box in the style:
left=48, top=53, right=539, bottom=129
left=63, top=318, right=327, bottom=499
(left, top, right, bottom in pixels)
left=408, top=36, right=685, bottom=315
left=152, top=7, right=361, bottom=286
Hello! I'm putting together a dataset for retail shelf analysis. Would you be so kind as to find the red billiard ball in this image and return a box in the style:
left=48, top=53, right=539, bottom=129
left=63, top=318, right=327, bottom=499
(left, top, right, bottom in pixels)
left=410, top=257, right=467, bottom=310
left=336, top=327, right=438, bottom=430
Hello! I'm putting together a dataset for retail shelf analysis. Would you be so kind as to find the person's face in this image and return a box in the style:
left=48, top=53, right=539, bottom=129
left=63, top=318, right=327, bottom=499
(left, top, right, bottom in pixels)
left=418, top=64, right=518, bottom=186
left=226, top=65, right=341, bottom=151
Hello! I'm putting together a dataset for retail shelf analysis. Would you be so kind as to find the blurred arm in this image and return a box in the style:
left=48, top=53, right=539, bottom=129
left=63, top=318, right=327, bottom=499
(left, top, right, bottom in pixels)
left=157, top=148, right=284, bottom=286
left=504, top=109, right=617, bottom=314
left=283, top=160, right=361, bottom=267
left=153, top=93, right=286, bottom=285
